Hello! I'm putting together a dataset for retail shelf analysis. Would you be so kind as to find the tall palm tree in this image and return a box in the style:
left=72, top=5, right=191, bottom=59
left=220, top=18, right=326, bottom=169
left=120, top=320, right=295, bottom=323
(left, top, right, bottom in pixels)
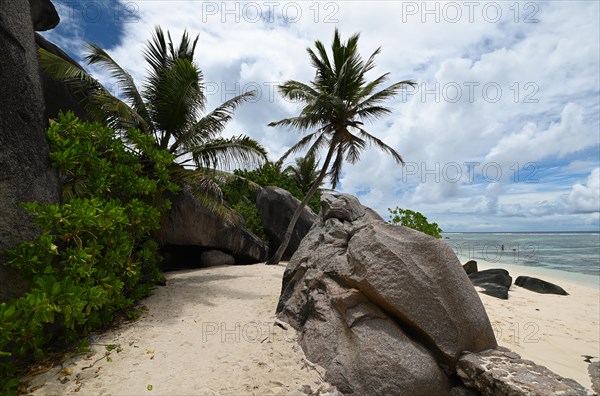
left=283, top=154, right=321, bottom=196
left=266, top=29, right=415, bottom=264
left=39, top=27, right=267, bottom=213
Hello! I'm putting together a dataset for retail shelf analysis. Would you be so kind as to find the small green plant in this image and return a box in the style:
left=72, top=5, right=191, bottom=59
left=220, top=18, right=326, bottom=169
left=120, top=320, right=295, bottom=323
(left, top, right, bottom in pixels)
left=0, top=113, right=178, bottom=392
left=387, top=207, right=443, bottom=239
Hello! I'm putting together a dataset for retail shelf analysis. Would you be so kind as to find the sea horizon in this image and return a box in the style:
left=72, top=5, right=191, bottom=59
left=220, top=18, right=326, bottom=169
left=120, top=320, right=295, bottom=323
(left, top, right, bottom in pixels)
left=444, top=231, right=600, bottom=234
left=441, top=232, right=600, bottom=282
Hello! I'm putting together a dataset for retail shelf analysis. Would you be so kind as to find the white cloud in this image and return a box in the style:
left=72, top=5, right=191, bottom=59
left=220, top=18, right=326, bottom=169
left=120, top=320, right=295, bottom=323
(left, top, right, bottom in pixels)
left=42, top=0, right=600, bottom=231
left=564, top=168, right=600, bottom=213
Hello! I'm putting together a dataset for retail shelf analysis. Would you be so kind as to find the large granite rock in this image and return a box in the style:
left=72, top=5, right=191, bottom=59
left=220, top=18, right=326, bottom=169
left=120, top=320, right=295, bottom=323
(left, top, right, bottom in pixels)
left=458, top=347, right=588, bottom=396
left=469, top=269, right=513, bottom=300
left=156, top=187, right=269, bottom=263
left=256, top=186, right=317, bottom=260
left=0, top=0, right=61, bottom=302
left=277, top=194, right=497, bottom=395
left=29, top=0, right=59, bottom=31
left=515, top=276, right=569, bottom=296
left=35, top=33, right=90, bottom=123
left=589, top=361, right=600, bottom=394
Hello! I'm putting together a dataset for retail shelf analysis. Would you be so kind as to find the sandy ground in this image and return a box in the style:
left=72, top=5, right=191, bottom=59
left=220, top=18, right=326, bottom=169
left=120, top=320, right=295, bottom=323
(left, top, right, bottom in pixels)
left=23, top=264, right=331, bottom=396
left=477, top=261, right=600, bottom=393
left=21, top=261, right=600, bottom=395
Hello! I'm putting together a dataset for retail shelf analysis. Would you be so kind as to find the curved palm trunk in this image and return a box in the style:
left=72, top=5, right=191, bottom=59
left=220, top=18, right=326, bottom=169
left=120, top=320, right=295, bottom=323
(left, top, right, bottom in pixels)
left=266, top=143, right=337, bottom=265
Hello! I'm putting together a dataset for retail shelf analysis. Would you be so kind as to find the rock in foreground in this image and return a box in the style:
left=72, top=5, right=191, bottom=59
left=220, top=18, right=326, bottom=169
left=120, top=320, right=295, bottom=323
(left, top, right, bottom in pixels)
left=277, top=194, right=497, bottom=395
left=458, top=347, right=588, bottom=396
left=1, top=0, right=61, bottom=302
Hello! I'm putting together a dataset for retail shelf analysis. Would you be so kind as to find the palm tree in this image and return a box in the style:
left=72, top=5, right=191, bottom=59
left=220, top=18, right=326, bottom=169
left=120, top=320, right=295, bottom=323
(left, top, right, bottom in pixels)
left=39, top=27, right=267, bottom=213
left=266, top=29, right=415, bottom=264
left=283, top=154, right=321, bottom=196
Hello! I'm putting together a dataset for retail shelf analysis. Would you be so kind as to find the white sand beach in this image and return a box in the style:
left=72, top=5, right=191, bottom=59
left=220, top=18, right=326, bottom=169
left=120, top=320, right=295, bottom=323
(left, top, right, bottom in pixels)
left=23, top=264, right=331, bottom=396
left=21, top=261, right=600, bottom=395
left=477, top=261, right=600, bottom=392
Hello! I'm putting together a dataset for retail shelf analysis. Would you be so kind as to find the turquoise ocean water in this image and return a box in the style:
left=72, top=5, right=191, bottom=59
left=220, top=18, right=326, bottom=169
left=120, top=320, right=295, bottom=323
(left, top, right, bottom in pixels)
left=442, top=232, right=600, bottom=280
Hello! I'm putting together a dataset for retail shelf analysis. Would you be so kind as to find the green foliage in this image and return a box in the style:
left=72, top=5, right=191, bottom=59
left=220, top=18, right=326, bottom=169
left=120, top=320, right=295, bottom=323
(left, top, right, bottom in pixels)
left=283, top=155, right=320, bottom=196
left=220, top=162, right=321, bottom=245
left=0, top=113, right=177, bottom=392
left=387, top=207, right=443, bottom=239
left=40, top=27, right=267, bottom=218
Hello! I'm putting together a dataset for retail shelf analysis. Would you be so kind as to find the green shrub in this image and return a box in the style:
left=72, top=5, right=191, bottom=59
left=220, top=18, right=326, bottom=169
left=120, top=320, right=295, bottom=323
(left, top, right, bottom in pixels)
left=0, top=113, right=178, bottom=392
left=387, top=207, right=443, bottom=239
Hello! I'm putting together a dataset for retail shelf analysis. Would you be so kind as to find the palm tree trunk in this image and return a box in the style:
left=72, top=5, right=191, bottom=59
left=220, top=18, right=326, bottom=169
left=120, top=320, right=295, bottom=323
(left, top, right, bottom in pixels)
left=266, top=143, right=337, bottom=265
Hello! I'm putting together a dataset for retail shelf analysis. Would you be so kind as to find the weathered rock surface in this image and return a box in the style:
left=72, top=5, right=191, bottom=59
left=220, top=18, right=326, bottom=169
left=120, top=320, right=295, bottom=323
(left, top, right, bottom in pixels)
left=463, top=260, right=479, bottom=275
left=457, top=347, right=588, bottom=396
left=256, top=186, right=317, bottom=260
left=0, top=0, right=61, bottom=302
left=449, top=386, right=482, bottom=396
left=469, top=269, right=512, bottom=300
left=589, top=361, right=600, bottom=394
left=515, top=276, right=569, bottom=296
left=201, top=250, right=235, bottom=267
left=277, top=194, right=497, bottom=395
left=29, top=0, right=59, bottom=31
left=156, top=187, right=269, bottom=263
left=35, top=33, right=90, bottom=122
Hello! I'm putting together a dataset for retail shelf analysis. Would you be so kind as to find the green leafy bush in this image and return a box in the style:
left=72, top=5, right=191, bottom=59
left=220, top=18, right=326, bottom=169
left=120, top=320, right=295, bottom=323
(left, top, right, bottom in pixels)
left=387, top=207, right=443, bottom=239
left=0, top=113, right=178, bottom=392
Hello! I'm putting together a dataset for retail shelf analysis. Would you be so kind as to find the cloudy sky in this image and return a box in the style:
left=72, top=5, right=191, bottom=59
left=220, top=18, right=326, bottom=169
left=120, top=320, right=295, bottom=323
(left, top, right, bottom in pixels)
left=41, top=0, right=600, bottom=232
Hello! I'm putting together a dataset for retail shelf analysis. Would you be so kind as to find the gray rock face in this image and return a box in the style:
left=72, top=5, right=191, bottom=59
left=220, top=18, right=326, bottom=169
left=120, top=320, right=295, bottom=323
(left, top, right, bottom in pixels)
left=0, top=1, right=61, bottom=302
left=469, top=269, right=513, bottom=300
left=589, top=361, right=600, bottom=394
left=449, top=386, right=482, bottom=396
left=515, top=276, right=569, bottom=295
left=29, top=0, right=59, bottom=31
left=201, top=250, right=235, bottom=267
left=277, top=193, right=497, bottom=395
left=463, top=260, right=478, bottom=275
left=256, top=186, right=317, bottom=260
left=35, top=33, right=90, bottom=123
left=457, top=347, right=588, bottom=396
left=156, top=187, right=269, bottom=263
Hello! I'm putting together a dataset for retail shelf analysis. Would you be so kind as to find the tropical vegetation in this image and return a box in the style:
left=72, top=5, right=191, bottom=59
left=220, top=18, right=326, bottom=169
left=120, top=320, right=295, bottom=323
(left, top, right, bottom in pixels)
left=283, top=154, right=321, bottom=196
left=0, top=113, right=178, bottom=393
left=388, top=207, right=443, bottom=238
left=266, top=29, right=415, bottom=264
left=39, top=27, right=267, bottom=213
left=221, top=159, right=322, bottom=245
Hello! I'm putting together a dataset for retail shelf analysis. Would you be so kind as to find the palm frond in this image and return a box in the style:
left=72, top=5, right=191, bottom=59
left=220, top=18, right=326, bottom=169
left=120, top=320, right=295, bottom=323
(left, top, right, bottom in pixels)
left=276, top=130, right=326, bottom=163
left=342, top=134, right=366, bottom=164
left=189, top=135, right=267, bottom=170
left=84, top=43, right=152, bottom=130
left=39, top=48, right=102, bottom=92
left=358, top=127, right=404, bottom=165
left=168, top=166, right=239, bottom=222
left=148, top=58, right=204, bottom=148
left=328, top=144, right=346, bottom=189
left=175, top=91, right=256, bottom=153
